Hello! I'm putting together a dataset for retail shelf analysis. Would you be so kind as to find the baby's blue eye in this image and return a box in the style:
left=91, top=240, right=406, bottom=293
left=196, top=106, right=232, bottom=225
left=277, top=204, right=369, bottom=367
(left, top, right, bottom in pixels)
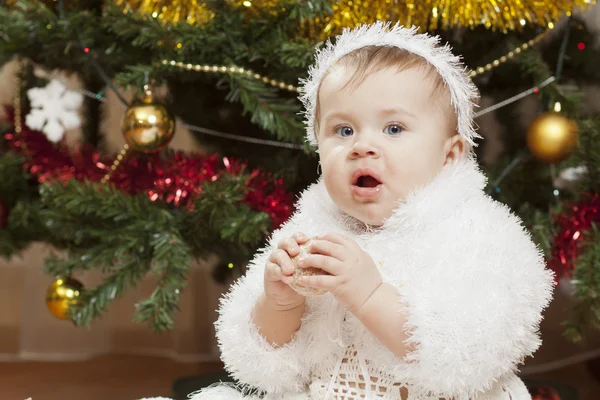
left=384, top=124, right=404, bottom=135
left=335, top=126, right=354, bottom=137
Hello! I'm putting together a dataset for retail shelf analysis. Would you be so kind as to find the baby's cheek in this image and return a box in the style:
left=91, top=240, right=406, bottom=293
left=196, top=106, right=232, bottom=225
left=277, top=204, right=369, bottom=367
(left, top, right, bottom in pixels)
left=322, top=172, right=345, bottom=200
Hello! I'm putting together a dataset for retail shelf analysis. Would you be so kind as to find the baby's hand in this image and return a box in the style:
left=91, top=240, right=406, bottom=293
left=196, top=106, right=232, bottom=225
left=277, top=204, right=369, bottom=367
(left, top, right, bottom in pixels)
left=296, top=233, right=382, bottom=315
left=263, top=232, right=309, bottom=310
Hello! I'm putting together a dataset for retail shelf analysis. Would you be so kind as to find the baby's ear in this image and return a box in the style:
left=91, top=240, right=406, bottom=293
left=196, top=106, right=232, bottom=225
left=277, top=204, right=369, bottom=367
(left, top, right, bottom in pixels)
left=443, top=134, right=467, bottom=165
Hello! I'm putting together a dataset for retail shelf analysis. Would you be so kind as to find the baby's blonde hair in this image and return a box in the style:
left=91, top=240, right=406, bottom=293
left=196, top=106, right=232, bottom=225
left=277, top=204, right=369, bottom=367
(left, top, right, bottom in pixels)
left=314, top=45, right=458, bottom=140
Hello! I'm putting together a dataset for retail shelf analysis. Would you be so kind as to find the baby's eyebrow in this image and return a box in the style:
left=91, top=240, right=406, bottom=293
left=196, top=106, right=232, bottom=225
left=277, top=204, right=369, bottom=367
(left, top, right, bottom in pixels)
left=377, top=106, right=417, bottom=120
left=323, top=111, right=353, bottom=123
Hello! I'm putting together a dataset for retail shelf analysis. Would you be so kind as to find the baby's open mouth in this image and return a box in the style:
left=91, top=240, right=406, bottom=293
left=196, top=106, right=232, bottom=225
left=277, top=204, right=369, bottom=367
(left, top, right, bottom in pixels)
left=355, top=175, right=382, bottom=188
left=350, top=170, right=383, bottom=198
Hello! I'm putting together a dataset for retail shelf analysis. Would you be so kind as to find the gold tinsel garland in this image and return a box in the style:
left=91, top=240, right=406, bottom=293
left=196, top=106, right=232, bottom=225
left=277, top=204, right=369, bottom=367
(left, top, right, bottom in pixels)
left=112, top=0, right=594, bottom=34
left=112, top=0, right=285, bottom=24
left=227, top=0, right=282, bottom=18
left=305, top=0, right=594, bottom=39
left=112, top=0, right=215, bottom=25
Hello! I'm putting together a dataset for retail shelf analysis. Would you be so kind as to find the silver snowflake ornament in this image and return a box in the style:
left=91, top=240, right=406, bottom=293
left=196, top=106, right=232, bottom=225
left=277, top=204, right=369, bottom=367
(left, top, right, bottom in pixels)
left=25, top=79, right=83, bottom=143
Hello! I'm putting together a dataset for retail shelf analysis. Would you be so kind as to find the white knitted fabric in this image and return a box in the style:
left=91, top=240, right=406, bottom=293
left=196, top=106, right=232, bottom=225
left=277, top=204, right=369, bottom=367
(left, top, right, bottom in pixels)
left=309, top=345, right=415, bottom=400
left=308, top=344, right=528, bottom=400
left=299, top=22, right=481, bottom=147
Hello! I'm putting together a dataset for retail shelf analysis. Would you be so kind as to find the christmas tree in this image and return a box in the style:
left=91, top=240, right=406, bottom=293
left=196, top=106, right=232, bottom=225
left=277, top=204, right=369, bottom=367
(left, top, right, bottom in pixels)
left=0, top=0, right=598, bottom=342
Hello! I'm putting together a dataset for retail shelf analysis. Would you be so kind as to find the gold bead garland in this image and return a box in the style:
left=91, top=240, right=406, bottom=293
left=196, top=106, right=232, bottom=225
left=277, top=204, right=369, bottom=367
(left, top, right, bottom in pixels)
left=468, top=28, right=551, bottom=78
left=160, top=59, right=300, bottom=93
left=13, top=75, right=23, bottom=136
left=100, top=144, right=129, bottom=184
left=13, top=62, right=29, bottom=152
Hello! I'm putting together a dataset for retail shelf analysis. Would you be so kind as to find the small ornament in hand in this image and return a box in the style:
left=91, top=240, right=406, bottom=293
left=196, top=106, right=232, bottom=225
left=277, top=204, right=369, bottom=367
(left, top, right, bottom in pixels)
left=289, top=238, right=329, bottom=297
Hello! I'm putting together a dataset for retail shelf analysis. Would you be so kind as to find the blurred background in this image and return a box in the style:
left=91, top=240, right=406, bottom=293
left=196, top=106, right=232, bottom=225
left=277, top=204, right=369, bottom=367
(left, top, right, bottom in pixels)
left=1, top=1, right=600, bottom=399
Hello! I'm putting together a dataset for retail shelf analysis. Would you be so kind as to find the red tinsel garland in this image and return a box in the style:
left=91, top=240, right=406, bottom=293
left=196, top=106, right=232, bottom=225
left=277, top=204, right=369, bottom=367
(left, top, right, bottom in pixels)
left=2, top=107, right=294, bottom=229
left=548, top=193, right=600, bottom=279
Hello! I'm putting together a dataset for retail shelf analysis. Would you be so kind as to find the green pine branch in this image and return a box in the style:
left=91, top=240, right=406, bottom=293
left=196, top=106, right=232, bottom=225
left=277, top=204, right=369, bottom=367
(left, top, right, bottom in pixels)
left=227, top=73, right=307, bottom=145
left=516, top=46, right=583, bottom=116
left=186, top=175, right=271, bottom=240
left=133, top=228, right=190, bottom=331
left=0, top=200, right=45, bottom=257
left=572, top=118, right=600, bottom=193
left=38, top=179, right=188, bottom=330
left=563, top=226, right=600, bottom=343
left=0, top=151, right=43, bottom=257
left=275, top=38, right=319, bottom=69
left=32, top=174, right=275, bottom=330
left=68, top=258, right=153, bottom=328
left=283, top=0, right=333, bottom=22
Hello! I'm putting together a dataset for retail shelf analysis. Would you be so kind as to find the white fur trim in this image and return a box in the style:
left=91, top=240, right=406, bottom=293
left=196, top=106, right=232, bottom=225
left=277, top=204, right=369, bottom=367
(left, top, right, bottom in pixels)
left=299, top=22, right=481, bottom=147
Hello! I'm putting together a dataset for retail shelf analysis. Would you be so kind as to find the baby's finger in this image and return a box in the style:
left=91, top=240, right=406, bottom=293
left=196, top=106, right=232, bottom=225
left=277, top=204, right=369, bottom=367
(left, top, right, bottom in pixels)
left=265, top=261, right=284, bottom=281
left=277, top=237, right=301, bottom=258
left=270, top=248, right=295, bottom=276
left=300, top=254, right=341, bottom=276
left=281, top=275, right=294, bottom=286
left=296, top=274, right=335, bottom=292
left=309, top=239, right=346, bottom=261
left=292, top=232, right=309, bottom=245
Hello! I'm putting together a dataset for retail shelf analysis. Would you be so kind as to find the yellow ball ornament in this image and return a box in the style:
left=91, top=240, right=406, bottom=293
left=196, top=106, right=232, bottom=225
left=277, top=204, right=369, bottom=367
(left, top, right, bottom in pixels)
left=526, top=112, right=578, bottom=164
left=46, top=277, right=83, bottom=320
left=122, top=85, right=175, bottom=153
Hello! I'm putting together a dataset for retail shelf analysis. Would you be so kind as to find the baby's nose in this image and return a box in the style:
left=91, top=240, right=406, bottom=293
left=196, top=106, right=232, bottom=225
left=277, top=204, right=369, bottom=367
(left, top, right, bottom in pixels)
left=351, top=138, right=380, bottom=158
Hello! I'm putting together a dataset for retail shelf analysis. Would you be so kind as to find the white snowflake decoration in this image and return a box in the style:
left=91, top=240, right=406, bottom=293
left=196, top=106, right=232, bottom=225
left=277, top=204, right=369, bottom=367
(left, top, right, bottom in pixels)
left=559, top=165, right=588, bottom=182
left=25, top=79, right=83, bottom=143
left=554, top=165, right=588, bottom=189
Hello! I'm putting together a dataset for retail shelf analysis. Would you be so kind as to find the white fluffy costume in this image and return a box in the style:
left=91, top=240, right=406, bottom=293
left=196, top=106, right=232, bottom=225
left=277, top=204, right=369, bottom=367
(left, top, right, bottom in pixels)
left=186, top=158, right=554, bottom=400
left=148, top=23, right=555, bottom=400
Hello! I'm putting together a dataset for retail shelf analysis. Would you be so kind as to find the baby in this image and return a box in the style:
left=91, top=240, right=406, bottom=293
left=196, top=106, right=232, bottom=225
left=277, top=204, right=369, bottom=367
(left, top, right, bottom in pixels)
left=190, top=22, right=554, bottom=400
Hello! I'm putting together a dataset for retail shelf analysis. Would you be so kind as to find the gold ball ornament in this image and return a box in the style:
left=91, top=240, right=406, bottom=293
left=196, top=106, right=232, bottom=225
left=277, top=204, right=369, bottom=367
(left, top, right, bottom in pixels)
left=46, top=277, right=83, bottom=320
left=122, top=85, right=175, bottom=153
left=289, top=238, right=329, bottom=297
left=526, top=112, right=579, bottom=164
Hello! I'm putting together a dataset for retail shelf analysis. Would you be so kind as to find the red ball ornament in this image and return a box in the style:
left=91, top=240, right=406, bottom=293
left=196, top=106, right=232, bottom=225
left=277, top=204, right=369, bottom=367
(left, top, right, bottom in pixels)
left=549, top=193, right=600, bottom=279
left=0, top=198, right=8, bottom=229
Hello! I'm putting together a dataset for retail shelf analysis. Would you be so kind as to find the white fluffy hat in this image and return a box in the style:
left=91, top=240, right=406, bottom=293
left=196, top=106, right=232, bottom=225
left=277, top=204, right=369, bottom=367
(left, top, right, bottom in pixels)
left=299, top=22, right=481, bottom=147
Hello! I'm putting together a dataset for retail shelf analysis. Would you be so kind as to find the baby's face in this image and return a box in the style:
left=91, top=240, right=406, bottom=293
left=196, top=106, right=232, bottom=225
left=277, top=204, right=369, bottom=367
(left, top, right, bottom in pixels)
left=317, top=65, right=458, bottom=226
